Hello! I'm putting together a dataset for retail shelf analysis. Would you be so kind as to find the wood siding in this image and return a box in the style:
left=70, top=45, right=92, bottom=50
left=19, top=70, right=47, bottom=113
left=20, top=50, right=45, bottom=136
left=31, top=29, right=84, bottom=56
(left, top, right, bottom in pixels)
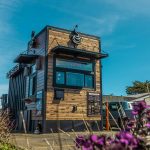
left=46, top=29, right=101, bottom=121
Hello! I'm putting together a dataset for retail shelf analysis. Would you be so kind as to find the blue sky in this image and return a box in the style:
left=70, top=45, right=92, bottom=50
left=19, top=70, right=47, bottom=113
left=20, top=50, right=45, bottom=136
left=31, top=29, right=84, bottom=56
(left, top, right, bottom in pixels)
left=0, top=0, right=150, bottom=96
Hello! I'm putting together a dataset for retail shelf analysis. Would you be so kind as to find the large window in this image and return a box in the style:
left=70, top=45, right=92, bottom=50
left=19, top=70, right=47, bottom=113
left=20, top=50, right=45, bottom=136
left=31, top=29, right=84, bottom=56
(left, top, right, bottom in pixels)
left=54, top=57, right=95, bottom=89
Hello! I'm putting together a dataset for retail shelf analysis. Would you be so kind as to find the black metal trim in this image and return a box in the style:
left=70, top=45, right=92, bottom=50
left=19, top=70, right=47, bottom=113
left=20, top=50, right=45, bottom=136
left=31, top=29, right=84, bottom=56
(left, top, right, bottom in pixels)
left=46, top=25, right=100, bottom=39
left=42, top=26, right=48, bottom=133
left=99, top=40, right=105, bottom=130
left=14, top=54, right=39, bottom=64
left=53, top=56, right=95, bottom=90
left=51, top=46, right=108, bottom=59
left=54, top=88, right=64, bottom=100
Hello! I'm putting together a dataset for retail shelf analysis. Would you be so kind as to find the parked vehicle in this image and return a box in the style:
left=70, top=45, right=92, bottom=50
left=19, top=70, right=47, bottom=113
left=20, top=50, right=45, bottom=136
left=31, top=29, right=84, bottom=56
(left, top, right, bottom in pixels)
left=102, top=101, right=133, bottom=128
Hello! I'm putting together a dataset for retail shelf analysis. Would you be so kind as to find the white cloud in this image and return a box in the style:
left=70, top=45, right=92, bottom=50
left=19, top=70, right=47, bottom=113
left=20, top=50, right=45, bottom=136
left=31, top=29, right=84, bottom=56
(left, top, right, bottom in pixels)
left=104, top=0, right=150, bottom=16
left=45, top=2, right=121, bottom=35
left=95, top=15, right=121, bottom=35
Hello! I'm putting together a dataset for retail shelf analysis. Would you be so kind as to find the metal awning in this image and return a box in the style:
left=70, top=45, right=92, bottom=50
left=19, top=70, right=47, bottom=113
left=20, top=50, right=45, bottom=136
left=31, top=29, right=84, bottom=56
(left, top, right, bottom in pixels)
left=14, top=54, right=39, bottom=63
left=51, top=46, right=108, bottom=59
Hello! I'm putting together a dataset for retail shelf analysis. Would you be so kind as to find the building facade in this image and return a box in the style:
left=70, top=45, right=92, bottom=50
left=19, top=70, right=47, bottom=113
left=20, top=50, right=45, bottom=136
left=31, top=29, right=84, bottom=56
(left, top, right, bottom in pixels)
left=7, top=26, right=108, bottom=132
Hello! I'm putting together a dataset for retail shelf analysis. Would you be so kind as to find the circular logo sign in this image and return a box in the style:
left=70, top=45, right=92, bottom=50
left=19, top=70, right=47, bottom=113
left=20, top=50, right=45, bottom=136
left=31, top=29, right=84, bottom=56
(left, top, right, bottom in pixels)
left=72, top=32, right=82, bottom=45
left=70, top=29, right=82, bottom=45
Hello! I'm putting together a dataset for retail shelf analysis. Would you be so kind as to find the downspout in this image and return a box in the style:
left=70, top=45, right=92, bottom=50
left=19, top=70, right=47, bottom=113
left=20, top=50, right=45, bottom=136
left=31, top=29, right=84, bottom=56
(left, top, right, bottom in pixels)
left=43, top=26, right=48, bottom=133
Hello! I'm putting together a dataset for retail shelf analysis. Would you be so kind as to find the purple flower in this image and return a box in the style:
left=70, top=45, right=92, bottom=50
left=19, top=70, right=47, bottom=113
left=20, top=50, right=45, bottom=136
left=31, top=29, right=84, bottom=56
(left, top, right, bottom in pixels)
left=132, top=110, right=138, bottom=115
left=124, top=132, right=133, bottom=140
left=75, top=130, right=145, bottom=149
left=132, top=101, right=147, bottom=115
left=145, top=123, right=150, bottom=128
left=82, top=140, right=93, bottom=150
left=97, top=137, right=104, bottom=145
left=115, top=131, right=139, bottom=148
left=120, top=138, right=129, bottom=145
left=90, top=135, right=98, bottom=143
left=125, top=120, right=136, bottom=131
left=76, top=135, right=85, bottom=148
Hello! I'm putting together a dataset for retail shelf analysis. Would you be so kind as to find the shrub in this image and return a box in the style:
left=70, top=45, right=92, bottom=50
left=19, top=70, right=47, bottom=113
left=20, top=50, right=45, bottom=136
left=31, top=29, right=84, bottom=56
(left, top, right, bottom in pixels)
left=0, top=110, right=13, bottom=142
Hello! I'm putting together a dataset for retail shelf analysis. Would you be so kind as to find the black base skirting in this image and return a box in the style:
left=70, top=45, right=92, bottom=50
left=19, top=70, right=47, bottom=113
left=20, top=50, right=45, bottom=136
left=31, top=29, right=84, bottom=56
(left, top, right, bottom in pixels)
left=43, top=120, right=100, bottom=133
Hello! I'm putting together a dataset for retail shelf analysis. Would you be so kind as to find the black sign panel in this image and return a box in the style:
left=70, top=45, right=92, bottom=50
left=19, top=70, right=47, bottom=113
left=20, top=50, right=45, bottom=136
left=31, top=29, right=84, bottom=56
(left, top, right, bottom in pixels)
left=87, top=92, right=101, bottom=116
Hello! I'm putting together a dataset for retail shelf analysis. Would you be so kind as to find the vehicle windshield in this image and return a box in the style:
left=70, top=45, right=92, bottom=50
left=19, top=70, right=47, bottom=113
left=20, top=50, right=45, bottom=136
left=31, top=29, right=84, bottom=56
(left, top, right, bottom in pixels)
left=121, top=101, right=133, bottom=110
left=103, top=101, right=133, bottom=111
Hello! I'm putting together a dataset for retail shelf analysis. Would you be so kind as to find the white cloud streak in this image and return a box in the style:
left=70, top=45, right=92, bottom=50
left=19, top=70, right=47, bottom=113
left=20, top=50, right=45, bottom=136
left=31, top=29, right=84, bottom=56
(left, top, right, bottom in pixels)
left=104, top=0, right=150, bottom=16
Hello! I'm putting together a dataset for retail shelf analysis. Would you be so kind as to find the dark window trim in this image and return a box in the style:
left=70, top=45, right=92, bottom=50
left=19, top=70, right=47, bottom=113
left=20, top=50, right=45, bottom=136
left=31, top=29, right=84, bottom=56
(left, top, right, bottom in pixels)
left=54, top=88, right=64, bottom=100
left=53, top=55, right=95, bottom=89
left=28, top=63, right=37, bottom=97
left=55, top=54, right=93, bottom=63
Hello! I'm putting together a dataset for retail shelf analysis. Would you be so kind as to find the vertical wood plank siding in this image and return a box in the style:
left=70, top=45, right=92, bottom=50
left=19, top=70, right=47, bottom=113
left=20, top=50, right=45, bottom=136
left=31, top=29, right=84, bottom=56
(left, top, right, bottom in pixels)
left=8, top=71, right=26, bottom=118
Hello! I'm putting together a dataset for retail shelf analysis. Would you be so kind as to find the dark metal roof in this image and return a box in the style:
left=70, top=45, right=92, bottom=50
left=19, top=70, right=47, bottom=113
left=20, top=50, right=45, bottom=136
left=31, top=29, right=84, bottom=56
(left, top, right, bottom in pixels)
left=51, top=46, right=108, bottom=59
left=14, top=54, right=38, bottom=63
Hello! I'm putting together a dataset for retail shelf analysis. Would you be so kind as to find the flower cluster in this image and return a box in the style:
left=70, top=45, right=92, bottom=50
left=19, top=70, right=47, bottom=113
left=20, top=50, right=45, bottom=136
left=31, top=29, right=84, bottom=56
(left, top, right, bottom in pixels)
left=129, top=101, right=150, bottom=136
left=75, top=100, right=150, bottom=150
left=132, top=101, right=147, bottom=115
left=76, top=131, right=144, bottom=150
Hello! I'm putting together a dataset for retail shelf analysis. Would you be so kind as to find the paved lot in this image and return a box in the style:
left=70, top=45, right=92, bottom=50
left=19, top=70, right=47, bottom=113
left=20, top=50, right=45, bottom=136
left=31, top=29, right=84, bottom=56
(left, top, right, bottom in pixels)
left=10, top=131, right=117, bottom=150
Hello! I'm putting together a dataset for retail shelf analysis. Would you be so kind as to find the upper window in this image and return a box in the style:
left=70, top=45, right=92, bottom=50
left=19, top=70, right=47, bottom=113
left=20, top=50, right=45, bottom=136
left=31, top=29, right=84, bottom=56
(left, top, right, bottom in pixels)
left=56, top=58, right=93, bottom=71
left=54, top=58, right=95, bottom=89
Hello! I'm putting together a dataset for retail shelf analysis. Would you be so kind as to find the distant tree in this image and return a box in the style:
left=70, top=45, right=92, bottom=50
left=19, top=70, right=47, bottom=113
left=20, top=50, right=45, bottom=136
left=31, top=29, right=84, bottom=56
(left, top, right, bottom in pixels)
left=126, top=80, right=150, bottom=95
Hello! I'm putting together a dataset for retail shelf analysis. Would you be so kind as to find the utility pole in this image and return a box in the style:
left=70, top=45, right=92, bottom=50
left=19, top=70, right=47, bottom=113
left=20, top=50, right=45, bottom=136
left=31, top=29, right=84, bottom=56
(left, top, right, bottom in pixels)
left=106, top=101, right=109, bottom=131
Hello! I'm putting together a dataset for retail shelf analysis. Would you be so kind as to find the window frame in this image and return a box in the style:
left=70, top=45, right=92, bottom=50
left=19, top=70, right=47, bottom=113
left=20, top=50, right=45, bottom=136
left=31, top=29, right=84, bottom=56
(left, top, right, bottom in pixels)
left=53, top=55, right=96, bottom=89
left=28, top=64, right=37, bottom=97
left=54, top=88, right=64, bottom=100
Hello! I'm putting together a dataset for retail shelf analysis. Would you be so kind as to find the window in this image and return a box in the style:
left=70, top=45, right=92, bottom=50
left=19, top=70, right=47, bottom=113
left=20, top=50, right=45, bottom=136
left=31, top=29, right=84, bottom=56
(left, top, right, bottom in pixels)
left=56, top=58, right=93, bottom=71
left=54, top=89, right=64, bottom=100
left=85, top=75, right=93, bottom=88
left=54, top=57, right=95, bottom=89
left=36, top=91, right=43, bottom=116
left=56, top=72, right=65, bottom=84
left=66, top=72, right=84, bottom=87
left=29, top=64, right=36, bottom=96
left=31, top=64, right=36, bottom=74
left=29, top=75, right=36, bottom=96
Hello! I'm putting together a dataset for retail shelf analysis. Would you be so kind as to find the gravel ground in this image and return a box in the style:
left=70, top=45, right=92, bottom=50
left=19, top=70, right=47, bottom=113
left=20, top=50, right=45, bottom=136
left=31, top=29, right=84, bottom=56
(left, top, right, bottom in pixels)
left=9, top=131, right=117, bottom=150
